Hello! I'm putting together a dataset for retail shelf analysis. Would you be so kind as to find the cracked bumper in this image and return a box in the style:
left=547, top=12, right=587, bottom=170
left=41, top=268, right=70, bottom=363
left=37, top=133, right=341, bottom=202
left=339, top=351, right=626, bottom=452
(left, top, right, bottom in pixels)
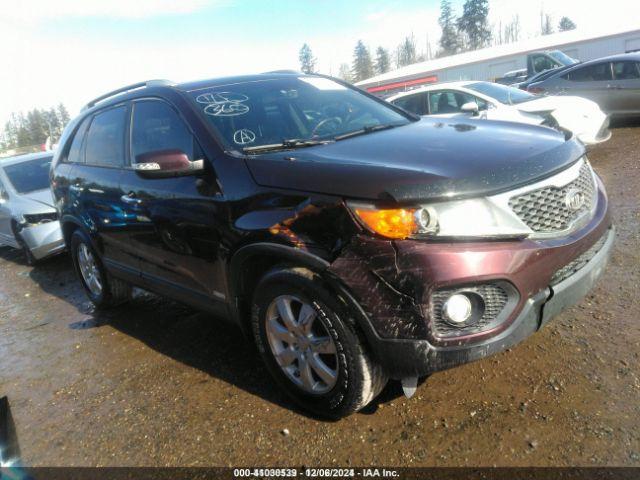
left=331, top=181, right=613, bottom=379
left=355, top=226, right=614, bottom=379
left=20, top=220, right=65, bottom=260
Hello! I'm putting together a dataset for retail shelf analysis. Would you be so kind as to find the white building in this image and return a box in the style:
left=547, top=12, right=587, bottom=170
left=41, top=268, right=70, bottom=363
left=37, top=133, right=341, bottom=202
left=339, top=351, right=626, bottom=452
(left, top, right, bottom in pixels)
left=356, top=25, right=640, bottom=95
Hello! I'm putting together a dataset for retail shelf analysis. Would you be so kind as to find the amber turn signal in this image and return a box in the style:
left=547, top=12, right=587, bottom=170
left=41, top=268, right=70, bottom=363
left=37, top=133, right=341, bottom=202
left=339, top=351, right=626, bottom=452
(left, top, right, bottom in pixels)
left=354, top=207, right=419, bottom=239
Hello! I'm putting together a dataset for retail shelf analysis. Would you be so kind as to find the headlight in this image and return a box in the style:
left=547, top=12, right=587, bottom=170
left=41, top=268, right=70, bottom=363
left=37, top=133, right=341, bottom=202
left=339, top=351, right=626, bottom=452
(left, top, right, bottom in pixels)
left=22, top=212, right=58, bottom=225
left=349, top=198, right=530, bottom=240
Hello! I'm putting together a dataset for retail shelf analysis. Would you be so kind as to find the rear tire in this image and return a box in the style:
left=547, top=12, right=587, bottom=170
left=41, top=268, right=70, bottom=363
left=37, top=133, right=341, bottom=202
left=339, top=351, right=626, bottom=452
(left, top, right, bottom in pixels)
left=251, top=267, right=387, bottom=418
left=70, top=230, right=131, bottom=308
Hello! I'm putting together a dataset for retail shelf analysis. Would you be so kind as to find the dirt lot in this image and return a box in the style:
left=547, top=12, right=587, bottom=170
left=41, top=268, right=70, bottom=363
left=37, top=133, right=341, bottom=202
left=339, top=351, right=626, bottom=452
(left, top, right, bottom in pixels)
left=1, top=126, right=639, bottom=467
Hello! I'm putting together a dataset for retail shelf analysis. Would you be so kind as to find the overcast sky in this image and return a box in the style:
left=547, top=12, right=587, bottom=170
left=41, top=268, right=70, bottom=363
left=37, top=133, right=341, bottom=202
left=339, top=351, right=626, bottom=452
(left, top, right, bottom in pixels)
left=1, top=0, right=639, bottom=126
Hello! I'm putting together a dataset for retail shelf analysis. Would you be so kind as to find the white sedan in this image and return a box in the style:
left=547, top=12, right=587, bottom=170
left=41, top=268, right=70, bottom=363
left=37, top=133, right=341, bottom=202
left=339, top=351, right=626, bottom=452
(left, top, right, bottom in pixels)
left=387, top=81, right=611, bottom=145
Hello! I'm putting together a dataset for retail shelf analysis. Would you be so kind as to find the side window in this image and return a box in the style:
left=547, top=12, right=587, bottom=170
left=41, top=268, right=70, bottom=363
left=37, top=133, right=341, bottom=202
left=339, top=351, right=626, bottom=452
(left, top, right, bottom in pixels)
left=532, top=55, right=558, bottom=74
left=131, top=100, right=196, bottom=163
left=565, top=63, right=613, bottom=82
left=85, top=106, right=127, bottom=167
left=612, top=61, right=640, bottom=80
left=65, top=116, right=91, bottom=163
left=392, top=93, right=426, bottom=115
left=429, top=91, right=483, bottom=114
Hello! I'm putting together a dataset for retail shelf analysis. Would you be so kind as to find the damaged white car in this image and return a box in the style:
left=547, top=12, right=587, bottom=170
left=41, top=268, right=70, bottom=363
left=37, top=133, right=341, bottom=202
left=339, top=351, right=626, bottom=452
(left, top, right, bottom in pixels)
left=0, top=152, right=64, bottom=264
left=388, top=80, right=611, bottom=145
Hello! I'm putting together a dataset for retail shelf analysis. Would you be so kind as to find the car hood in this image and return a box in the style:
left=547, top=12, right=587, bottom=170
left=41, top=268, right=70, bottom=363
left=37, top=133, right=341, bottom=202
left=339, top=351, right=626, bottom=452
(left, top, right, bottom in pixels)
left=19, top=189, right=56, bottom=210
left=244, top=118, right=584, bottom=203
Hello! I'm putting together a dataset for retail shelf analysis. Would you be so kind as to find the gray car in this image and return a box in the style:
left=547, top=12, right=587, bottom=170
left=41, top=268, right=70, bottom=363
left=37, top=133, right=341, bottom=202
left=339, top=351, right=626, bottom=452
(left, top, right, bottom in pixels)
left=527, top=53, right=640, bottom=117
left=0, top=152, right=64, bottom=264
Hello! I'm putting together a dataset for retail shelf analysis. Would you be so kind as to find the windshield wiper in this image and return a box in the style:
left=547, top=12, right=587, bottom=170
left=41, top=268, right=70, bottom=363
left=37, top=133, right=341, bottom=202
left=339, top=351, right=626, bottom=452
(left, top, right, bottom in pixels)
left=242, top=138, right=333, bottom=154
left=333, top=123, right=401, bottom=141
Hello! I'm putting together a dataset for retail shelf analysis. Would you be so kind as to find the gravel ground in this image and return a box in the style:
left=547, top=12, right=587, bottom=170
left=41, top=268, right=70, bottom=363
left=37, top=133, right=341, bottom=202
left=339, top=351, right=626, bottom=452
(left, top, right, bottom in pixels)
left=1, top=126, right=639, bottom=467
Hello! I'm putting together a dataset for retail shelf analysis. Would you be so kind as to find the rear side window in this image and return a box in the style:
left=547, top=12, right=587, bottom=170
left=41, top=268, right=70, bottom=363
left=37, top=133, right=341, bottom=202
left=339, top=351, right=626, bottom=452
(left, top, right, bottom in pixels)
left=612, top=61, right=640, bottom=80
left=392, top=93, right=427, bottom=115
left=565, top=63, right=612, bottom=82
left=65, top=116, right=92, bottom=163
left=85, top=106, right=127, bottom=167
left=131, top=100, right=195, bottom=163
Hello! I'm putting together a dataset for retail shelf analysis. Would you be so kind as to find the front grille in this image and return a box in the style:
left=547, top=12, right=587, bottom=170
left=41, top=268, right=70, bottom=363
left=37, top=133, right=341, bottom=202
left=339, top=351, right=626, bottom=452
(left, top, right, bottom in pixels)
left=550, top=232, right=608, bottom=286
left=430, top=284, right=509, bottom=337
left=508, top=163, right=596, bottom=234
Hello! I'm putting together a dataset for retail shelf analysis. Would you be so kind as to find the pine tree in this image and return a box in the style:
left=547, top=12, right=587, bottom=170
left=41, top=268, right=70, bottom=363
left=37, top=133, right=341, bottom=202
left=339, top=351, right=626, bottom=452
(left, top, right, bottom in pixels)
left=25, top=109, right=48, bottom=146
left=351, top=40, right=374, bottom=82
left=396, top=35, right=417, bottom=68
left=438, top=0, right=461, bottom=57
left=374, top=47, right=391, bottom=74
left=0, top=103, right=71, bottom=150
left=558, top=16, right=577, bottom=32
left=57, top=103, right=70, bottom=126
left=298, top=43, right=316, bottom=74
left=338, top=63, right=353, bottom=83
left=541, top=13, right=554, bottom=35
left=457, top=0, right=491, bottom=51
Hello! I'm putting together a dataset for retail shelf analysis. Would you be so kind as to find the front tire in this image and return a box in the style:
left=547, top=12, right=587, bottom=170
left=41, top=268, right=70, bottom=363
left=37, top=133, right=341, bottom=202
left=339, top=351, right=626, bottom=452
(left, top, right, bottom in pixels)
left=251, top=267, right=387, bottom=418
left=70, top=230, right=131, bottom=308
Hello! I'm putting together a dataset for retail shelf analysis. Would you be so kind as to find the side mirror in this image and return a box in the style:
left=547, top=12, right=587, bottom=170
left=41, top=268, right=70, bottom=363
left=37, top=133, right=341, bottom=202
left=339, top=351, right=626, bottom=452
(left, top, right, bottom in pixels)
left=133, top=149, right=205, bottom=179
left=460, top=102, right=479, bottom=115
left=0, top=191, right=8, bottom=204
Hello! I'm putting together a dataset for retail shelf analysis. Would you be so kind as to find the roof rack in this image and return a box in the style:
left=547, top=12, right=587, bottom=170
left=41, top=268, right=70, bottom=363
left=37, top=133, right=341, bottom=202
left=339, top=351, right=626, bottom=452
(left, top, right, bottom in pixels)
left=82, top=79, right=175, bottom=111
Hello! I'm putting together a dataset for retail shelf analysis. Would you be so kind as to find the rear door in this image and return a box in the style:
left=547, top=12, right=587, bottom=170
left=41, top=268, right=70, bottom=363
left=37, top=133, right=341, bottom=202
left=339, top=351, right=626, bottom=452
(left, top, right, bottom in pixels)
left=119, top=98, right=226, bottom=313
left=610, top=60, right=640, bottom=115
left=71, top=104, right=135, bottom=273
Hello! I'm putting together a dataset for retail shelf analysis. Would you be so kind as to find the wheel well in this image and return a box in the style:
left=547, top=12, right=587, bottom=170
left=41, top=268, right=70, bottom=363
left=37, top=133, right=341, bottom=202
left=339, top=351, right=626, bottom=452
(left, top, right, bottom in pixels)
left=61, top=222, right=79, bottom=247
left=234, top=255, right=289, bottom=332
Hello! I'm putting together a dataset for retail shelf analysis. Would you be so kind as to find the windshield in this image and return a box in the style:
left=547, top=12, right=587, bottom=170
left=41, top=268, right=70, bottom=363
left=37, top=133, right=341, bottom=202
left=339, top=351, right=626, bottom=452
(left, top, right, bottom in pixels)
left=3, top=156, right=53, bottom=194
left=188, top=76, right=411, bottom=151
left=548, top=50, right=579, bottom=66
left=466, top=82, right=536, bottom=105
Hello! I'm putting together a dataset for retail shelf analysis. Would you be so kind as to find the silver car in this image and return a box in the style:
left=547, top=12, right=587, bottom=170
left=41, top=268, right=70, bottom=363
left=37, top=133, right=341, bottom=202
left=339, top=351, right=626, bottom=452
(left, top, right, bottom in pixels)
left=0, top=152, right=64, bottom=264
left=526, top=52, right=640, bottom=118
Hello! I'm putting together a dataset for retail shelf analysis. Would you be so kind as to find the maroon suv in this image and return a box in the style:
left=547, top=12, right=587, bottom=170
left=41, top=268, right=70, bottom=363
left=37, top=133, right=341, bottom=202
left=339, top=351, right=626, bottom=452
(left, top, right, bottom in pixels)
left=51, top=74, right=613, bottom=418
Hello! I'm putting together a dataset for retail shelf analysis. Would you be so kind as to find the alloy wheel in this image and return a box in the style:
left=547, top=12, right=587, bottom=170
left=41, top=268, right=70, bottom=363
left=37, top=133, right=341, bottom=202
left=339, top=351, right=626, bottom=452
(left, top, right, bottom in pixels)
left=77, top=243, right=102, bottom=297
left=265, top=295, right=338, bottom=394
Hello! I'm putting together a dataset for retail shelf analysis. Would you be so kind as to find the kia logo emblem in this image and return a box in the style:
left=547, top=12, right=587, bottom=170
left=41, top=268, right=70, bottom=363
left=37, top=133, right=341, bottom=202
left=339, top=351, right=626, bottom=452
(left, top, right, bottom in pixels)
left=565, top=189, right=585, bottom=211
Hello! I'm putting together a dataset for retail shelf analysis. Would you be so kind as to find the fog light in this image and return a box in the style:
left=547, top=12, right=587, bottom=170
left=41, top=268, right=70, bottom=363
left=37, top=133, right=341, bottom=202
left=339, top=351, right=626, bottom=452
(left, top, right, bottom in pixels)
left=443, top=294, right=472, bottom=324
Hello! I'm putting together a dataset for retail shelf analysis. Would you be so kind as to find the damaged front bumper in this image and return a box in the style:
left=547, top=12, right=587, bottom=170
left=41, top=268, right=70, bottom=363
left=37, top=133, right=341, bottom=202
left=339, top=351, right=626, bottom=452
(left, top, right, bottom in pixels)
left=18, top=220, right=65, bottom=260
left=329, top=184, right=613, bottom=379
left=350, top=227, right=613, bottom=379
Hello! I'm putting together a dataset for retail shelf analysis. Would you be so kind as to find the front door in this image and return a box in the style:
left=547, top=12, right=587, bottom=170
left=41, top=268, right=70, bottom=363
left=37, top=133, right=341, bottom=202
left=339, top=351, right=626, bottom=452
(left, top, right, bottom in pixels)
left=427, top=90, right=488, bottom=119
left=562, top=62, right=613, bottom=111
left=119, top=98, right=226, bottom=313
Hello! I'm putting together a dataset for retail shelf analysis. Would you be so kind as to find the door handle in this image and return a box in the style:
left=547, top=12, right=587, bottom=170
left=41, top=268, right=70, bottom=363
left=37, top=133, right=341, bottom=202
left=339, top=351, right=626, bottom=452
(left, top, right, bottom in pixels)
left=121, top=193, right=143, bottom=206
